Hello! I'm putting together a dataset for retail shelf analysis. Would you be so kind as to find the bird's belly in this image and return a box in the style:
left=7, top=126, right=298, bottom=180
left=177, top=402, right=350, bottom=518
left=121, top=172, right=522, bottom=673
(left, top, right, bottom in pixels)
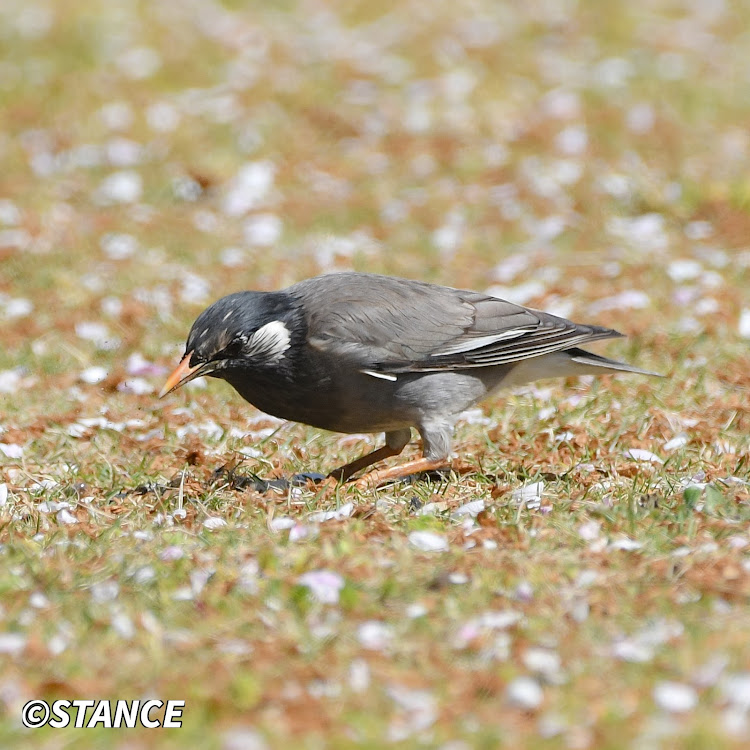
left=222, top=367, right=508, bottom=435
left=221, top=371, right=413, bottom=434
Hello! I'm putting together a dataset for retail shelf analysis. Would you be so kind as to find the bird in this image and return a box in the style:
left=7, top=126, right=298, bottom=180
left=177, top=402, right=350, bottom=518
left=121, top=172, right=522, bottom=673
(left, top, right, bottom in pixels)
left=160, top=272, right=659, bottom=487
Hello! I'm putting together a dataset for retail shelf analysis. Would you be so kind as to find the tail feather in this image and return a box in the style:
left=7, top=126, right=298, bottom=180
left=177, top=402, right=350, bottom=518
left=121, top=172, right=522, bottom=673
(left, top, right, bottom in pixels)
left=566, top=347, right=663, bottom=377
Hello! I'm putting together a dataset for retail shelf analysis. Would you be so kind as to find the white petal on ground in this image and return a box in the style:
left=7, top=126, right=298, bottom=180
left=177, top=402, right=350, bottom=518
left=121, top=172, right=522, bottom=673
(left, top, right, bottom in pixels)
left=454, top=610, right=523, bottom=648
left=90, top=580, right=119, bottom=603
left=668, top=259, right=703, bottom=282
left=720, top=674, right=750, bottom=710
left=626, top=102, right=655, bottom=133
left=222, top=161, right=276, bottom=216
left=522, top=648, right=563, bottom=679
left=298, top=570, right=345, bottom=604
left=555, top=125, right=587, bottom=155
left=289, top=524, right=313, bottom=542
left=203, top=517, right=228, bottom=530
left=623, top=448, right=664, bottom=464
left=387, top=684, right=437, bottom=740
left=99, top=101, right=133, bottom=130
left=79, top=367, right=108, bottom=384
left=512, top=481, right=545, bottom=506
left=0, top=199, right=21, bottom=225
left=111, top=612, right=135, bottom=640
left=0, top=228, right=31, bottom=250
left=106, top=138, right=142, bottom=167
left=147, top=101, right=181, bottom=132
left=57, top=508, right=78, bottom=525
left=117, top=378, right=154, bottom=395
left=406, top=603, right=428, bottom=618
left=97, top=170, right=143, bottom=204
left=2, top=298, right=33, bottom=318
left=29, top=591, right=49, bottom=609
left=739, top=309, right=750, bottom=339
left=159, top=546, right=185, bottom=562
left=408, top=530, right=449, bottom=552
left=0, top=484, right=7, bottom=507
left=0, top=369, right=22, bottom=393
left=588, top=289, right=651, bottom=314
left=663, top=434, right=689, bottom=451
left=606, top=213, right=668, bottom=252
left=357, top=621, right=393, bottom=651
left=179, top=272, right=211, bottom=304
left=126, top=352, right=164, bottom=376
left=269, top=517, right=295, bottom=531
left=485, top=281, right=546, bottom=306
left=243, top=213, right=282, bottom=246
left=0, top=633, right=26, bottom=656
left=308, top=503, right=354, bottom=523
left=117, top=46, right=162, bottom=79
left=348, top=659, right=370, bottom=692
left=0, top=444, right=23, bottom=459
left=220, top=246, right=245, bottom=267
left=222, top=727, right=269, bottom=750
left=451, top=499, right=485, bottom=518
left=577, top=520, right=601, bottom=541
left=653, top=681, right=698, bottom=713
left=612, top=639, right=654, bottom=663
left=608, top=537, right=643, bottom=551
left=100, top=232, right=138, bottom=260
left=506, top=676, right=544, bottom=710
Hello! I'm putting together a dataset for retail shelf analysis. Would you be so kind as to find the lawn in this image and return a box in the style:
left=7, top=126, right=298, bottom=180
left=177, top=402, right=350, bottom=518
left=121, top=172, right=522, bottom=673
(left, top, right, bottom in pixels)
left=1, top=0, right=749, bottom=747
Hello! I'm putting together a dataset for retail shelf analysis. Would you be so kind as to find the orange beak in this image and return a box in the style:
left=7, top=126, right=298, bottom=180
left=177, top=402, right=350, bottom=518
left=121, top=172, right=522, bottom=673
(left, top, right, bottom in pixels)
left=159, top=353, right=206, bottom=398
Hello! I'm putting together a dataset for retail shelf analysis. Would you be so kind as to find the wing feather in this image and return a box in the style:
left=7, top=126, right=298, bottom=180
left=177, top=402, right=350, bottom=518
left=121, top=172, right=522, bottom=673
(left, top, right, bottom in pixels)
left=289, top=273, right=622, bottom=374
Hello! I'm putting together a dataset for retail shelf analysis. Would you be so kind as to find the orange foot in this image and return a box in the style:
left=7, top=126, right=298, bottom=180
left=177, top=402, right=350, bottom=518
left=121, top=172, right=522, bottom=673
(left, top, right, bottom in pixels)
left=353, top=458, right=449, bottom=490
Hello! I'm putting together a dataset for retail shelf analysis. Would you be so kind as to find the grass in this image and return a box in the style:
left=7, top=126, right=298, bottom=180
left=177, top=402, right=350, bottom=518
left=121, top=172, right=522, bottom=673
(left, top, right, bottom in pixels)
left=1, top=0, right=750, bottom=747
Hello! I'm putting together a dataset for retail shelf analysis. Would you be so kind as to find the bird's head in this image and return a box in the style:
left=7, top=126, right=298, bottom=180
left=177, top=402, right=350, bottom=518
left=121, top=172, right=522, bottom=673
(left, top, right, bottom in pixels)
left=160, top=291, right=297, bottom=397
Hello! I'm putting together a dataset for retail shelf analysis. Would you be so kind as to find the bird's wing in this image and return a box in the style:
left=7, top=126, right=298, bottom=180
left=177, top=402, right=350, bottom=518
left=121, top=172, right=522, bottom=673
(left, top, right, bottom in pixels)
left=290, top=273, right=622, bottom=374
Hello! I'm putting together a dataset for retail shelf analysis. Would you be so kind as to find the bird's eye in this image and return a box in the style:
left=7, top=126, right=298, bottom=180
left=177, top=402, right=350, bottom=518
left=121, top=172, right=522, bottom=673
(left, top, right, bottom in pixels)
left=216, top=336, right=245, bottom=360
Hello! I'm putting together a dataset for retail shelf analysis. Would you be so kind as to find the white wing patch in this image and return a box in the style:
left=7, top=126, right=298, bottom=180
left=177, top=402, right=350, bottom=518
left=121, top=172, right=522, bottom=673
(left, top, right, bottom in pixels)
left=430, top=328, right=532, bottom=357
left=362, top=369, right=398, bottom=382
left=243, top=320, right=291, bottom=362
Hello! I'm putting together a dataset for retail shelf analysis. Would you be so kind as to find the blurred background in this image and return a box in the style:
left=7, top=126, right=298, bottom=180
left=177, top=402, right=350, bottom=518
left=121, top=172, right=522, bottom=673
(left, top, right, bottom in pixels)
left=2, top=2, right=750, bottom=747
left=2, top=0, right=749, bottom=388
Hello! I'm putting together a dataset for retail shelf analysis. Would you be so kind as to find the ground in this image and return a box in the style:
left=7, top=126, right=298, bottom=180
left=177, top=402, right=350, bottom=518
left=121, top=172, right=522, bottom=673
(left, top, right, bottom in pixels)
left=1, top=0, right=749, bottom=748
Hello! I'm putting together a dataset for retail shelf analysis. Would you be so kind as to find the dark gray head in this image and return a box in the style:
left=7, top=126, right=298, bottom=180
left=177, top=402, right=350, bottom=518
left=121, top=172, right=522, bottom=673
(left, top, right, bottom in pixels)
left=160, top=290, right=301, bottom=396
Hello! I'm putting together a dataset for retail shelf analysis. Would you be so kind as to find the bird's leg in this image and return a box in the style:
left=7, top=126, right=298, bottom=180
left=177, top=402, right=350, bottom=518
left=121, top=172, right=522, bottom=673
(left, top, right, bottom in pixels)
left=353, top=457, right=449, bottom=489
left=327, top=444, right=404, bottom=483
left=327, top=428, right=412, bottom=483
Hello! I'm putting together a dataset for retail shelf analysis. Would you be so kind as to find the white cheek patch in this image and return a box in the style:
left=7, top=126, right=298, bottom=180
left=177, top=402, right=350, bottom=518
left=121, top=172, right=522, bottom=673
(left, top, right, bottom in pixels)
left=242, top=320, right=291, bottom=363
